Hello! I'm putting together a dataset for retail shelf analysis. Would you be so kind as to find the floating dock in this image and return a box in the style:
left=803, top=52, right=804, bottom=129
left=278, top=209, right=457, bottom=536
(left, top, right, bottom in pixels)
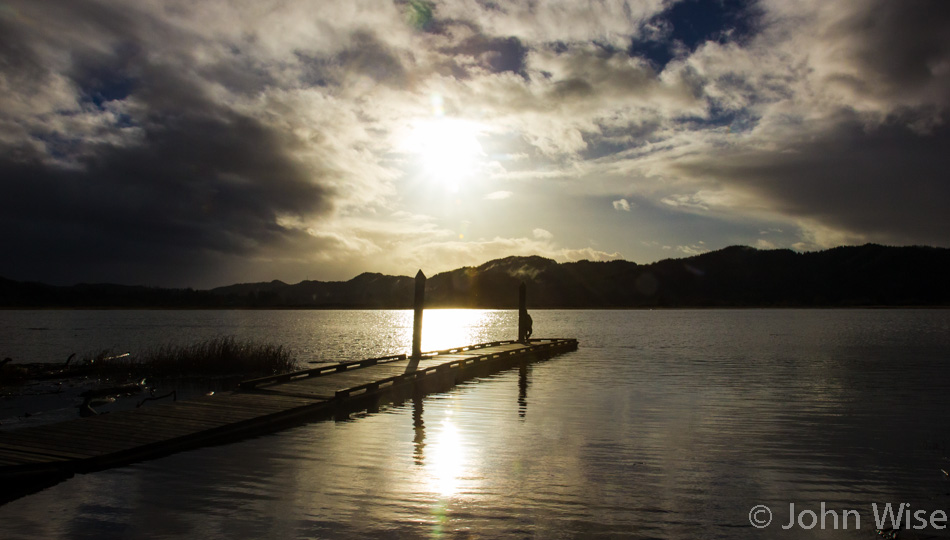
left=0, top=338, right=577, bottom=503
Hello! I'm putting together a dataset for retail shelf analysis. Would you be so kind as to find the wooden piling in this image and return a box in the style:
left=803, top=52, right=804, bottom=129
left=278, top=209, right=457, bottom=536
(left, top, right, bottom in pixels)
left=518, top=281, right=527, bottom=342
left=412, top=270, right=426, bottom=359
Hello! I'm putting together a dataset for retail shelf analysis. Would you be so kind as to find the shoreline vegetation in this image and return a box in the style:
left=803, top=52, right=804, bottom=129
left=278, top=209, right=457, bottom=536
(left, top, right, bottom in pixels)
left=1, top=337, right=299, bottom=382
left=0, top=337, right=300, bottom=428
left=3, top=244, right=950, bottom=309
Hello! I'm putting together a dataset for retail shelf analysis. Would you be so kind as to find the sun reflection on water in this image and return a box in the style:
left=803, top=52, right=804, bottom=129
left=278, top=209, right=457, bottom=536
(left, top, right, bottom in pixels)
left=420, top=408, right=476, bottom=539
left=425, top=413, right=465, bottom=498
left=415, top=309, right=508, bottom=353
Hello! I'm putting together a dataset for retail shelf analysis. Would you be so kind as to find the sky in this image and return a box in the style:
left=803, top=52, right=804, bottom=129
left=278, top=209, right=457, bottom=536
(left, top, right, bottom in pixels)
left=1, top=0, right=948, bottom=288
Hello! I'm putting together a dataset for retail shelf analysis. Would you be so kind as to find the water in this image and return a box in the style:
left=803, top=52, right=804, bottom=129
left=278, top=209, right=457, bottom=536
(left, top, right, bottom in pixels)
left=2, top=309, right=950, bottom=539
left=0, top=309, right=515, bottom=365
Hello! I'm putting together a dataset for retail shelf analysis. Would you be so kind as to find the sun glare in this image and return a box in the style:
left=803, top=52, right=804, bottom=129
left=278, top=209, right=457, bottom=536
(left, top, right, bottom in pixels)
left=427, top=415, right=466, bottom=497
left=408, top=117, right=484, bottom=191
left=418, top=309, right=495, bottom=352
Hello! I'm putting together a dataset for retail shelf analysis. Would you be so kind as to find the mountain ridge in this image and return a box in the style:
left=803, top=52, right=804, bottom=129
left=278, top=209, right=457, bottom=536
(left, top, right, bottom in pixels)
left=2, top=244, right=949, bottom=308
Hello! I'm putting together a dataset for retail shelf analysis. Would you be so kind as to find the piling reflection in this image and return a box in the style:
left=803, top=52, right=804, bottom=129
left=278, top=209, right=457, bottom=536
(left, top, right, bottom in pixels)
left=412, top=392, right=425, bottom=466
left=518, top=362, right=530, bottom=419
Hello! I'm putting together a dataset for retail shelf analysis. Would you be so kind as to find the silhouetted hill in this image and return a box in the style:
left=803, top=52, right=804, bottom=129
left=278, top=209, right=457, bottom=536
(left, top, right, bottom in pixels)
left=0, top=278, right=214, bottom=308
left=2, top=244, right=949, bottom=308
left=213, top=273, right=415, bottom=308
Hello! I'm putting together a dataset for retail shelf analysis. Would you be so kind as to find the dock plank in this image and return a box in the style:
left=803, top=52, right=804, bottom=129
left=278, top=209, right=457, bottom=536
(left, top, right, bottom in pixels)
left=0, top=447, right=70, bottom=464
left=15, top=420, right=161, bottom=446
left=128, top=410, right=244, bottom=429
left=0, top=440, right=94, bottom=460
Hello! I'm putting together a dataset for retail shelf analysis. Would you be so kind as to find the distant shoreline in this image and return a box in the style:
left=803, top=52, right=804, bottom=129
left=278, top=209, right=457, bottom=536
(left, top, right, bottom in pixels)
left=5, top=245, right=950, bottom=309
left=3, top=305, right=950, bottom=311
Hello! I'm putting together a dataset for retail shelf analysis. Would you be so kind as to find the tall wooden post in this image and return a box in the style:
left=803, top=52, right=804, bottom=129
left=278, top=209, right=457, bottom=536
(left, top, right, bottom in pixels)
left=412, top=270, right=426, bottom=359
left=517, top=281, right=527, bottom=342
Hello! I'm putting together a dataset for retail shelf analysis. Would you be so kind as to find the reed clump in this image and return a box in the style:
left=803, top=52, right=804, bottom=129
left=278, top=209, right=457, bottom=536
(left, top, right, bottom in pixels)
left=89, top=337, right=299, bottom=380
left=0, top=338, right=299, bottom=390
left=142, top=337, right=298, bottom=377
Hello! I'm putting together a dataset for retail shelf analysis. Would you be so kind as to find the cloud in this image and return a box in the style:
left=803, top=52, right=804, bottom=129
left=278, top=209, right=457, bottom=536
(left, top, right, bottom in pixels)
left=612, top=199, right=631, bottom=211
left=305, top=211, right=622, bottom=277
left=392, top=235, right=622, bottom=275
left=434, top=0, right=667, bottom=46
left=485, top=190, right=513, bottom=200
left=672, top=118, right=950, bottom=247
left=532, top=228, right=553, bottom=240
left=761, top=0, right=950, bottom=111
left=568, top=0, right=950, bottom=251
left=0, top=0, right=404, bottom=286
left=676, top=244, right=709, bottom=256
left=559, top=247, right=624, bottom=262
left=660, top=194, right=709, bottom=211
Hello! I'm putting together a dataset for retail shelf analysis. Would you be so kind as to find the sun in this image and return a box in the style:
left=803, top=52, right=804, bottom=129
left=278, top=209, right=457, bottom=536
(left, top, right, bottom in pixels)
left=408, top=117, right=484, bottom=191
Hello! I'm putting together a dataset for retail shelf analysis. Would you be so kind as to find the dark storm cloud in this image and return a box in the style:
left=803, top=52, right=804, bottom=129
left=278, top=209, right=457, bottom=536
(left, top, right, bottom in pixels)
left=675, top=117, right=950, bottom=245
left=0, top=13, right=41, bottom=80
left=823, top=0, right=950, bottom=103
left=0, top=2, right=334, bottom=286
left=639, top=0, right=950, bottom=249
left=771, top=1, right=950, bottom=242
left=0, top=91, right=333, bottom=284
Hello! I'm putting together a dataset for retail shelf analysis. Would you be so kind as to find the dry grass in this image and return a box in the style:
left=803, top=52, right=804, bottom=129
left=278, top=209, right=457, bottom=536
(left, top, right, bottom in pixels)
left=98, top=337, right=299, bottom=379
left=1, top=337, right=300, bottom=389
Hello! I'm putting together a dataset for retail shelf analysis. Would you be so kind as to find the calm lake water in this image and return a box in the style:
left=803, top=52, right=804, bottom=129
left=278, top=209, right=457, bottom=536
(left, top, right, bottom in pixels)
left=3, top=309, right=950, bottom=539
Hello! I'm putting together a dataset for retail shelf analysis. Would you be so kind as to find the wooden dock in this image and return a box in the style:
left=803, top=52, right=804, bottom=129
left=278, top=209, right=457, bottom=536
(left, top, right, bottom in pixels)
left=0, top=338, right=577, bottom=503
